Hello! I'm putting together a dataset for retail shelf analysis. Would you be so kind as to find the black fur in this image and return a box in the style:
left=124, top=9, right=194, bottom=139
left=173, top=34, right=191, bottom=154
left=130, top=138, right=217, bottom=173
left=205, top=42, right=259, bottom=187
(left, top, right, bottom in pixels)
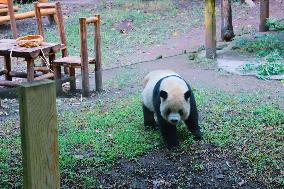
left=142, top=104, right=156, bottom=129
left=147, top=75, right=202, bottom=149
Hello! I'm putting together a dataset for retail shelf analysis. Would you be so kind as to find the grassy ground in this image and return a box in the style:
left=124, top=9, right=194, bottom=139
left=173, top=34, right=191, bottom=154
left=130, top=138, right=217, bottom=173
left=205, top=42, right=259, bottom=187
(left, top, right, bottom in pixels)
left=233, top=31, right=284, bottom=79
left=1, top=82, right=283, bottom=187
left=15, top=0, right=203, bottom=68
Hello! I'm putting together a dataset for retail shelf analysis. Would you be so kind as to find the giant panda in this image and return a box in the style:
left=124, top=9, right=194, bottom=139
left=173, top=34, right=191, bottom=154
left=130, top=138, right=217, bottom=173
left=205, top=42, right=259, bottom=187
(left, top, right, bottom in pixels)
left=142, top=69, right=202, bottom=149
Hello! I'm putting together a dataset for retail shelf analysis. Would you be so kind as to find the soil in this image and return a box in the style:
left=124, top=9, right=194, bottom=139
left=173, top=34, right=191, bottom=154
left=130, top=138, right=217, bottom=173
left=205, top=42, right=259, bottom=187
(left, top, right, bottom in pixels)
left=0, top=0, right=284, bottom=188
left=94, top=145, right=265, bottom=189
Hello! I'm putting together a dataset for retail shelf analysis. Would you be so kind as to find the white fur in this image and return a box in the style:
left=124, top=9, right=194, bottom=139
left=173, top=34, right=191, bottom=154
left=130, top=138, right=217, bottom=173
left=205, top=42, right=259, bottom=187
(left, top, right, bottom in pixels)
left=142, top=69, right=191, bottom=125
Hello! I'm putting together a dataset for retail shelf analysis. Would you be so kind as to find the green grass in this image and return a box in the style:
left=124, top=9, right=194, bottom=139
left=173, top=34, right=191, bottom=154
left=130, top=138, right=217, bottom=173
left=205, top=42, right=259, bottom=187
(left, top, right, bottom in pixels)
left=233, top=32, right=284, bottom=78
left=1, top=87, right=283, bottom=187
left=18, top=0, right=203, bottom=68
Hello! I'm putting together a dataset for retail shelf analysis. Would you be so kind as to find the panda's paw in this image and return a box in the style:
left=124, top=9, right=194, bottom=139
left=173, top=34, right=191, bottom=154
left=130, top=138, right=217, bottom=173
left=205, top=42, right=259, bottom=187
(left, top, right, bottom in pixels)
left=192, top=131, right=203, bottom=141
left=166, top=141, right=179, bottom=150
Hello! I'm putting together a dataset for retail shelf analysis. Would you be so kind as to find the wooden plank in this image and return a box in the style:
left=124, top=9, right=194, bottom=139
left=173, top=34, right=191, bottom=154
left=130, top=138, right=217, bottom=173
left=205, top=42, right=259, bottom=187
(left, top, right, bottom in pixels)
left=7, top=0, right=17, bottom=38
left=9, top=71, right=41, bottom=78
left=94, top=14, right=102, bottom=92
left=80, top=17, right=90, bottom=97
left=259, top=0, right=269, bottom=32
left=205, top=0, right=216, bottom=59
left=17, top=80, right=60, bottom=189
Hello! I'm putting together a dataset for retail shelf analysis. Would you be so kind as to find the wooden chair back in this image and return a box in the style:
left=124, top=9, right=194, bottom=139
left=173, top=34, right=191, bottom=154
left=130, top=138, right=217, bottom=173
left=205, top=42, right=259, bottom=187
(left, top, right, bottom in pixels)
left=79, top=15, right=102, bottom=92
left=34, top=1, right=67, bottom=57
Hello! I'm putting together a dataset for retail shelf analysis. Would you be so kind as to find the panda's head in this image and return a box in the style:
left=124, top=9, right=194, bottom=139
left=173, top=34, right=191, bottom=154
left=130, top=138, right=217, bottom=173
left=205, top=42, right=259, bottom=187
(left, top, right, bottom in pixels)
left=159, top=87, right=191, bottom=126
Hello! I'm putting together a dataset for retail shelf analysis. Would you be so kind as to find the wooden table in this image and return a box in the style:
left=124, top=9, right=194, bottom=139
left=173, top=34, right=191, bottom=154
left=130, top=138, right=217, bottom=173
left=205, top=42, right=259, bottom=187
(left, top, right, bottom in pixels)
left=0, top=39, right=61, bottom=86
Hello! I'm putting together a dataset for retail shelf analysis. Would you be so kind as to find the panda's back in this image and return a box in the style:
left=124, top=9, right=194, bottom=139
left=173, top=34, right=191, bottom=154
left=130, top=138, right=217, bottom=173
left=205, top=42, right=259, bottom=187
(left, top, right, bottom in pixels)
left=142, top=70, right=181, bottom=111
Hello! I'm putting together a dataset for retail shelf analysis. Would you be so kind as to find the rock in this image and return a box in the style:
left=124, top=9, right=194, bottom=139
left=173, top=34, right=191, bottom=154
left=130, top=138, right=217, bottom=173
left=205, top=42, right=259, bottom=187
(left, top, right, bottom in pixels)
left=215, top=174, right=225, bottom=180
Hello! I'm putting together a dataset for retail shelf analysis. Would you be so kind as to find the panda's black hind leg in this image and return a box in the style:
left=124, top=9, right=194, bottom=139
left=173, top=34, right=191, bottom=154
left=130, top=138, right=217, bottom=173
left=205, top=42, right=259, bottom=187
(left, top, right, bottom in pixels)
left=142, top=104, right=156, bottom=129
left=157, top=115, right=179, bottom=149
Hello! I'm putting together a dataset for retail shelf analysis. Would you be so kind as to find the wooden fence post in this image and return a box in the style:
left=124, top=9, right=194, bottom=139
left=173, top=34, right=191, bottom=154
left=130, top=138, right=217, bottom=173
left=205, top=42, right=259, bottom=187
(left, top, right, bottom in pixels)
left=18, top=80, right=60, bottom=189
left=259, top=0, right=269, bottom=32
left=205, top=0, right=216, bottom=59
left=94, top=14, right=103, bottom=92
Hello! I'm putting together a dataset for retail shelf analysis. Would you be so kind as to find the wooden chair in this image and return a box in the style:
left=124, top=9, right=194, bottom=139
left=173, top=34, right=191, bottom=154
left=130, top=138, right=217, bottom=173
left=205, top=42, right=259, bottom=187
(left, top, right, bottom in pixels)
left=52, top=15, right=102, bottom=97
left=34, top=1, right=68, bottom=74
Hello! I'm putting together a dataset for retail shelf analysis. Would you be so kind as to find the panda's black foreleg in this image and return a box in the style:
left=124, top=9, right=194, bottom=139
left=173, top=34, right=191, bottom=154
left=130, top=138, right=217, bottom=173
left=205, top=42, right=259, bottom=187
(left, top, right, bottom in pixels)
left=157, top=115, right=179, bottom=149
left=184, top=94, right=202, bottom=140
left=142, top=104, right=156, bottom=129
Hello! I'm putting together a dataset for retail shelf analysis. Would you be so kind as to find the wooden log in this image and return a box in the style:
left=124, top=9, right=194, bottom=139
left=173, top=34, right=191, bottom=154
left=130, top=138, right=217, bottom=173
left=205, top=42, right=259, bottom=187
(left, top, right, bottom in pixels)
left=94, top=14, right=102, bottom=92
left=259, top=0, right=269, bottom=32
left=0, top=6, right=20, bottom=14
left=9, top=71, right=41, bottom=78
left=86, top=17, right=98, bottom=24
left=221, top=0, right=234, bottom=41
left=34, top=72, right=54, bottom=80
left=37, top=3, right=56, bottom=9
left=69, top=67, right=76, bottom=91
left=7, top=0, right=17, bottom=38
left=0, top=9, right=56, bottom=24
left=0, top=80, right=19, bottom=87
left=34, top=66, right=49, bottom=72
left=4, top=55, right=12, bottom=81
left=205, top=0, right=216, bottom=59
left=80, top=17, right=90, bottom=97
left=17, top=80, right=60, bottom=189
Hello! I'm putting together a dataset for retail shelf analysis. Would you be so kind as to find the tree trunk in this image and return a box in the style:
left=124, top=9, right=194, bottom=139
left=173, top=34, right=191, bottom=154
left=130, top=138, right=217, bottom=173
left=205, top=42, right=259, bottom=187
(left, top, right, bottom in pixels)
left=205, top=0, right=216, bottom=59
left=221, top=0, right=234, bottom=41
left=259, top=0, right=269, bottom=32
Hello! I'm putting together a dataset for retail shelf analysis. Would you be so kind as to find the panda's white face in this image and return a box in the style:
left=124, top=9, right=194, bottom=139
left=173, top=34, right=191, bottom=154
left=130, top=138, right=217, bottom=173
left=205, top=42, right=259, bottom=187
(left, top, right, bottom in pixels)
left=159, top=89, right=191, bottom=125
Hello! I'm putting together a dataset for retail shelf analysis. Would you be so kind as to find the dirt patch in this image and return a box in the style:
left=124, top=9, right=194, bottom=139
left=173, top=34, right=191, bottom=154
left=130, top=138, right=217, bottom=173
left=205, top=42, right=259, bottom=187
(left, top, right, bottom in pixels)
left=93, top=144, right=265, bottom=188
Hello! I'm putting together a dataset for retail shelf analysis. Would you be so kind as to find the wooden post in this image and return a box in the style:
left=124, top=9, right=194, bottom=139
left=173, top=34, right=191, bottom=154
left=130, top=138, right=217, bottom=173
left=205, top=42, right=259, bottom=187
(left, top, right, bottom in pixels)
left=205, top=0, right=216, bottom=59
left=221, top=0, right=234, bottom=41
left=259, top=0, right=269, bottom=32
left=80, top=17, right=90, bottom=97
left=18, top=80, right=60, bottom=189
left=94, top=14, right=103, bottom=92
left=26, top=59, right=35, bottom=82
left=55, top=2, right=68, bottom=57
left=7, top=0, right=17, bottom=38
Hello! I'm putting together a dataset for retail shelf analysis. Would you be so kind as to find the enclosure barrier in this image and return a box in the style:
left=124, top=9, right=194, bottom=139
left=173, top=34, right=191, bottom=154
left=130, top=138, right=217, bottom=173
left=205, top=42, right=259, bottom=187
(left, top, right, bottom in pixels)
left=18, top=80, right=60, bottom=189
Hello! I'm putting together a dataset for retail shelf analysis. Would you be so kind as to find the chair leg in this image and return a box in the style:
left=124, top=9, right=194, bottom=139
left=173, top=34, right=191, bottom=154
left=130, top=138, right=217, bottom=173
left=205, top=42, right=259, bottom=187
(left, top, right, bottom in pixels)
left=69, top=67, right=76, bottom=92
left=53, top=65, right=62, bottom=95
left=81, top=66, right=90, bottom=97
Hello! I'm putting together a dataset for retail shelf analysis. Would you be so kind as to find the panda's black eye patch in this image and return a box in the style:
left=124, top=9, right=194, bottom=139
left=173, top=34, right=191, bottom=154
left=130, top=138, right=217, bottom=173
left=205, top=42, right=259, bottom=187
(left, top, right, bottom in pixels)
left=184, top=90, right=191, bottom=100
left=179, top=109, right=184, bottom=116
left=166, top=109, right=171, bottom=115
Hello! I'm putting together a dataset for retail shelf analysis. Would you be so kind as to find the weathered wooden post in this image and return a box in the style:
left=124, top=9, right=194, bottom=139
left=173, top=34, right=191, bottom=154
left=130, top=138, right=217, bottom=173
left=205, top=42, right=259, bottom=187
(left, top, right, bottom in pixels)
left=259, top=0, right=269, bottom=32
left=221, top=0, right=234, bottom=41
left=18, top=80, right=60, bottom=189
left=205, top=0, right=216, bottom=59
left=94, top=14, right=103, bottom=92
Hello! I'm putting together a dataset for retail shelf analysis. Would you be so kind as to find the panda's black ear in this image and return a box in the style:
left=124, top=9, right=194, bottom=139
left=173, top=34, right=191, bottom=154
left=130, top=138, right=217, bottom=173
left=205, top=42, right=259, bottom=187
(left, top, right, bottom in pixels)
left=160, top=90, right=168, bottom=100
left=184, top=90, right=191, bottom=100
